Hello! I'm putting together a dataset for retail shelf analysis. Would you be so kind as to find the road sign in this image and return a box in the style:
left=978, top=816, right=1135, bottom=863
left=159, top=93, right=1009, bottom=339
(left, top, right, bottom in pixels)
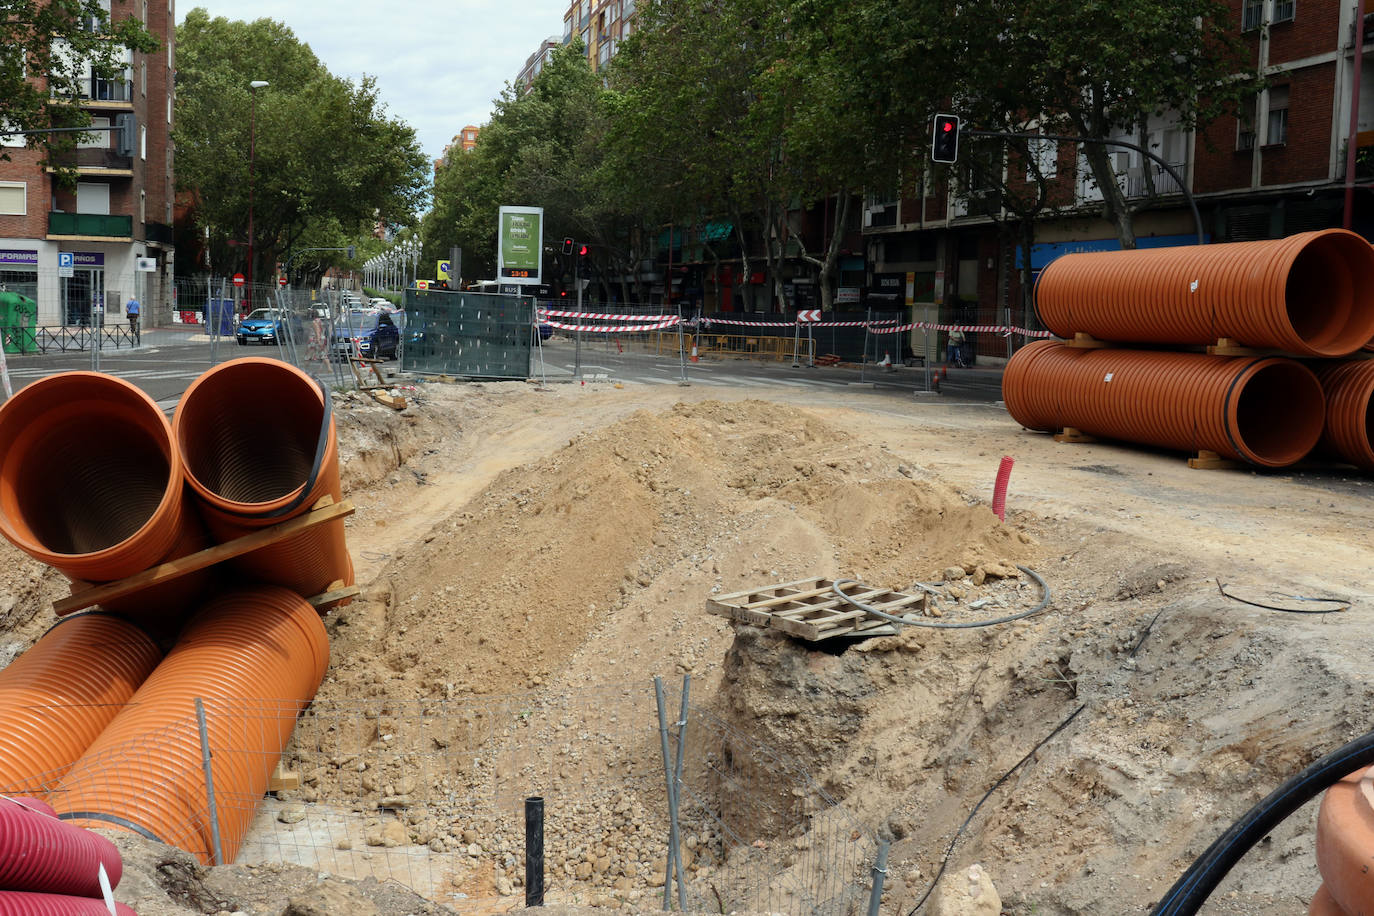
left=58, top=252, right=74, bottom=278
left=136, top=257, right=156, bottom=272
left=278, top=277, right=287, bottom=287
left=797, top=310, right=821, bottom=322
left=436, top=260, right=451, bottom=281
left=232, top=273, right=245, bottom=287
left=416, top=279, right=429, bottom=290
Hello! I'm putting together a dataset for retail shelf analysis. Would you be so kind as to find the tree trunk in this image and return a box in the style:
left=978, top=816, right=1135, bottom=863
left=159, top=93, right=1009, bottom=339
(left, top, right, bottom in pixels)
left=1082, top=135, right=1137, bottom=249
left=731, top=206, right=755, bottom=313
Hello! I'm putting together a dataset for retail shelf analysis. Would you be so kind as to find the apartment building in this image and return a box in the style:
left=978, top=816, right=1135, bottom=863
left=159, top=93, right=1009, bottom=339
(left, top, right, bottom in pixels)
left=562, top=0, right=636, bottom=73
left=863, top=0, right=1374, bottom=364
left=0, top=0, right=175, bottom=329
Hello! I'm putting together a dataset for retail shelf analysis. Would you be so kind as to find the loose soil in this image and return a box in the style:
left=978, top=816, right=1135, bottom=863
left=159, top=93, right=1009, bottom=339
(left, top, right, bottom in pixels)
left=3, top=375, right=1373, bottom=915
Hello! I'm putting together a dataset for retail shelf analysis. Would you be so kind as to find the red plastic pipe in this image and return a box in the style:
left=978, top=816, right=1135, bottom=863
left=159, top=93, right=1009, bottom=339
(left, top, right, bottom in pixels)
left=1035, top=230, right=1374, bottom=357
left=174, top=358, right=353, bottom=597
left=0, top=613, right=161, bottom=793
left=1314, top=359, right=1374, bottom=470
left=1002, top=342, right=1325, bottom=467
left=0, top=892, right=137, bottom=915
left=0, top=795, right=122, bottom=897
left=52, top=586, right=331, bottom=865
left=991, top=456, right=1014, bottom=521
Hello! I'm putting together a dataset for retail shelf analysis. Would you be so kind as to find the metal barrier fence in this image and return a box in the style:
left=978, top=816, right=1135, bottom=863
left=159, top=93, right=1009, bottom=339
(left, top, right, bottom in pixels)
left=401, top=288, right=534, bottom=380
left=17, top=679, right=882, bottom=915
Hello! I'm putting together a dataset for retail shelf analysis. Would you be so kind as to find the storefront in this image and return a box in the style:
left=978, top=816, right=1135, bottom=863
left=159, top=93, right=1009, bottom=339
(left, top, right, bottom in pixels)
left=60, top=251, right=106, bottom=326
left=0, top=249, right=39, bottom=303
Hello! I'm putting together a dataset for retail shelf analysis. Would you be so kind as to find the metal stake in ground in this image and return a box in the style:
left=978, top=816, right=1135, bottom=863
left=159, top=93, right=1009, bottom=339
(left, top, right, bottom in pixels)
left=525, top=796, right=545, bottom=906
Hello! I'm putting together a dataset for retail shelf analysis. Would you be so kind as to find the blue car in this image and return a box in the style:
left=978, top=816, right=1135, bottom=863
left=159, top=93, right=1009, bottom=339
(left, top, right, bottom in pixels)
left=236, top=308, right=302, bottom=346
left=331, top=310, right=401, bottom=360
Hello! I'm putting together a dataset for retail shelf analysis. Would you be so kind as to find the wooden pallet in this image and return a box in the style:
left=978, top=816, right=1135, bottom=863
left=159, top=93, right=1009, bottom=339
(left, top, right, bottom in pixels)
left=706, top=578, right=926, bottom=642
left=54, top=496, right=359, bottom=616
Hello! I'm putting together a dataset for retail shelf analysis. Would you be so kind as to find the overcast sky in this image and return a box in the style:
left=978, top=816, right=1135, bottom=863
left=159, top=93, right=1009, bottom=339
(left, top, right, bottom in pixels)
left=175, top=1, right=563, bottom=166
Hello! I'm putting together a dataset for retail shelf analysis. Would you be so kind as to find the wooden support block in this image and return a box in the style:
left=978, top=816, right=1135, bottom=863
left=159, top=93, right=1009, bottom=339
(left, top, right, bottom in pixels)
left=268, top=764, right=300, bottom=792
left=1066, top=332, right=1112, bottom=349
left=1053, top=427, right=1097, bottom=443
left=371, top=390, right=407, bottom=410
left=1207, top=338, right=1263, bottom=356
left=53, top=498, right=356, bottom=616
left=1188, top=449, right=1239, bottom=470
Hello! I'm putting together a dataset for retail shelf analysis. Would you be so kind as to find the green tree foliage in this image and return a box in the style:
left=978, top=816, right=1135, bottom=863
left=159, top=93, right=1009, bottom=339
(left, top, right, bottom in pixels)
left=0, top=1, right=157, bottom=160
left=174, top=9, right=428, bottom=283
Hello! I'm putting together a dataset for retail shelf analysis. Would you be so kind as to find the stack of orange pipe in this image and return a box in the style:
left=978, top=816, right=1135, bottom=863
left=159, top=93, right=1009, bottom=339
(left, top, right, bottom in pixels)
left=1008, top=230, right=1374, bottom=468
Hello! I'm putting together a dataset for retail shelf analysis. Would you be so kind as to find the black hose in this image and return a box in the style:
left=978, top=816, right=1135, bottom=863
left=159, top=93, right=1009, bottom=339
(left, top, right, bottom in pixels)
left=832, top=565, right=1051, bottom=630
left=1150, top=728, right=1374, bottom=915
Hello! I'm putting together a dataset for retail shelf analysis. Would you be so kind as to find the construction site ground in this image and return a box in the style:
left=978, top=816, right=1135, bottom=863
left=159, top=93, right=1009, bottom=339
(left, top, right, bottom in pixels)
left=2, top=376, right=1371, bottom=915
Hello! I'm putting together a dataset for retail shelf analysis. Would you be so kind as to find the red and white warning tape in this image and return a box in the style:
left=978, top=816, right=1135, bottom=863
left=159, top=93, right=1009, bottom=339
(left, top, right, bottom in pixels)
left=866, top=321, right=1056, bottom=338
left=539, top=308, right=675, bottom=322
left=541, top=316, right=682, bottom=333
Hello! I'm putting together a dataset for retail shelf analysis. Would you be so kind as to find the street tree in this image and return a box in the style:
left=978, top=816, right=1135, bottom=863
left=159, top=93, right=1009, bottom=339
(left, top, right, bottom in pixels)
left=174, top=10, right=428, bottom=284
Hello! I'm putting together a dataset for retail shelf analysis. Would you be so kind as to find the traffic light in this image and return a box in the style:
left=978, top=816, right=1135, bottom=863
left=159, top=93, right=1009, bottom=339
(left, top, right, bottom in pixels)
left=562, top=237, right=574, bottom=255
left=346, top=245, right=356, bottom=259
left=931, top=114, right=961, bottom=163
left=114, top=113, right=136, bottom=157
left=578, top=244, right=588, bottom=257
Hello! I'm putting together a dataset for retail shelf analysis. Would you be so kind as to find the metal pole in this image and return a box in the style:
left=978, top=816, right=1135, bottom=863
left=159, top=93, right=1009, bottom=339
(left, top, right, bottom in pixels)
left=525, top=796, right=545, bottom=907
left=654, top=677, right=684, bottom=910
left=791, top=315, right=802, bottom=367
left=194, top=698, right=225, bottom=867
left=676, top=303, right=688, bottom=384
left=865, top=840, right=890, bottom=916
left=861, top=307, right=872, bottom=383
left=1345, top=0, right=1368, bottom=230
left=574, top=257, right=583, bottom=379
left=671, top=675, right=690, bottom=913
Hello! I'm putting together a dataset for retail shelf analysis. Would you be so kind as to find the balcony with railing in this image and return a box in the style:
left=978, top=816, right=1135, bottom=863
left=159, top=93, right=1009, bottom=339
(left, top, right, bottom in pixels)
left=48, top=212, right=134, bottom=238
left=48, top=148, right=134, bottom=173
left=85, top=75, right=133, bottom=104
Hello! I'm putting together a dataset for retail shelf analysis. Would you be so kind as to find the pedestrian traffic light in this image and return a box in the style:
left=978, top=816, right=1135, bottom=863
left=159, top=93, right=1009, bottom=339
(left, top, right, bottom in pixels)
left=562, top=237, right=574, bottom=255
left=932, top=114, right=961, bottom=163
left=578, top=244, right=589, bottom=258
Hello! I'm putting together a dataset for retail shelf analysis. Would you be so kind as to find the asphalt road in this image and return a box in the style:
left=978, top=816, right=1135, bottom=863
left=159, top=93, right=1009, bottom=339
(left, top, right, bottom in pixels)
left=0, top=329, right=1008, bottom=409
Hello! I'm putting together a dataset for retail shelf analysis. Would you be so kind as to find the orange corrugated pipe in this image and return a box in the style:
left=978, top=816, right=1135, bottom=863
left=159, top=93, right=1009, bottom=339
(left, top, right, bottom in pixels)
left=50, top=586, right=330, bottom=865
left=0, top=613, right=161, bottom=794
left=1313, top=766, right=1374, bottom=916
left=1314, top=359, right=1374, bottom=470
left=174, top=358, right=353, bottom=597
left=1002, top=341, right=1325, bottom=467
left=1035, top=230, right=1374, bottom=357
left=0, top=372, right=211, bottom=618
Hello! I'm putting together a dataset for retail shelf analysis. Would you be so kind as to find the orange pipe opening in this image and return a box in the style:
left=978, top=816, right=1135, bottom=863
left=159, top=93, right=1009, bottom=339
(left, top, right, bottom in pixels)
left=0, top=613, right=161, bottom=793
left=1035, top=230, right=1374, bottom=357
left=174, top=358, right=353, bottom=597
left=0, top=374, right=208, bottom=608
left=1002, top=343, right=1325, bottom=467
left=50, top=586, right=330, bottom=865
left=1314, top=765, right=1374, bottom=916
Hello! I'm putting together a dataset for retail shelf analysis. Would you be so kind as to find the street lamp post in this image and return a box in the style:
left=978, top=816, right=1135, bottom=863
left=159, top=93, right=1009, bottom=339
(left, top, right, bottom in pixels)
left=247, top=80, right=269, bottom=313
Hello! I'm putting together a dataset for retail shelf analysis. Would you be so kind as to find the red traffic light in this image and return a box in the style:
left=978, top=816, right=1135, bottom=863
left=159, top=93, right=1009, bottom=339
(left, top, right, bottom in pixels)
left=578, top=244, right=589, bottom=256
left=562, top=237, right=573, bottom=254
left=931, top=114, right=961, bottom=163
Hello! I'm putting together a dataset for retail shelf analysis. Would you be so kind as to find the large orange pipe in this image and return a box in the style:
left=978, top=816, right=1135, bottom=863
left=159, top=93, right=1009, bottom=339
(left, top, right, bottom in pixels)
left=173, top=358, right=353, bottom=597
left=1314, top=359, right=1374, bottom=470
left=1313, top=766, right=1374, bottom=916
left=50, top=586, right=330, bottom=865
left=1002, top=341, right=1325, bottom=467
left=0, top=613, right=161, bottom=793
left=1035, top=230, right=1374, bottom=357
left=0, top=373, right=210, bottom=617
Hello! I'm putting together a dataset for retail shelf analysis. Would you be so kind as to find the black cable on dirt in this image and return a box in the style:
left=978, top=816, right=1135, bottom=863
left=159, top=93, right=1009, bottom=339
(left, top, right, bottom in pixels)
left=831, top=565, right=1051, bottom=630
left=906, top=703, right=1086, bottom=914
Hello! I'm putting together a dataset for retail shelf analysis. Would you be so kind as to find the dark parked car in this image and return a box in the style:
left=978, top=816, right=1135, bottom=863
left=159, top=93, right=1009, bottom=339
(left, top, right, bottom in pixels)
left=331, top=310, right=400, bottom=360
left=236, top=308, right=303, bottom=346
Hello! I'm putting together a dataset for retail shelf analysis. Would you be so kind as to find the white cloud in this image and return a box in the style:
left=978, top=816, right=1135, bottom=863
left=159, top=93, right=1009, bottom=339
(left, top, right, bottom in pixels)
left=175, top=2, right=564, bottom=163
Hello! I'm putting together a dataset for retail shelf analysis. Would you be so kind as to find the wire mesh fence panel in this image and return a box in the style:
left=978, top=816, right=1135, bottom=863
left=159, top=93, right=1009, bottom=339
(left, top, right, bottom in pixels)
left=673, top=701, right=879, bottom=916
left=402, top=289, right=534, bottom=380
left=535, top=302, right=687, bottom=384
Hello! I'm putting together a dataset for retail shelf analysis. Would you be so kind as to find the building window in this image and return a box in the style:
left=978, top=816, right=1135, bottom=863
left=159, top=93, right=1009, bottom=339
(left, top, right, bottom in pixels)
left=141, top=61, right=147, bottom=96
left=1273, top=0, right=1295, bottom=24
left=1027, top=139, right=1058, bottom=181
left=79, top=117, right=110, bottom=149
left=1237, top=100, right=1257, bottom=151
left=1266, top=86, right=1288, bottom=145
left=140, top=189, right=146, bottom=224
left=1241, top=0, right=1262, bottom=30
left=623, top=0, right=634, bottom=17
left=0, top=181, right=26, bottom=216
left=140, top=124, right=147, bottom=159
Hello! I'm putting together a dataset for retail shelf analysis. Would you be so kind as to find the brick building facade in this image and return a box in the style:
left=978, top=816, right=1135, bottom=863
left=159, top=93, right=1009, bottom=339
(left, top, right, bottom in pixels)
left=0, top=0, right=176, bottom=329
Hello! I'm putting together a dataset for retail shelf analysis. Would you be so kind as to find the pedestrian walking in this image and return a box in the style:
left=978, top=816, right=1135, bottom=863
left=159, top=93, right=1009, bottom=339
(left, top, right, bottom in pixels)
left=125, top=295, right=141, bottom=344
left=946, top=328, right=966, bottom=367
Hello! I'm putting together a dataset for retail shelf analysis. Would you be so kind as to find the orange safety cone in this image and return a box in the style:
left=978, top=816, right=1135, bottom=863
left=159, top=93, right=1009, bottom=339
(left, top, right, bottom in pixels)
left=690, top=343, right=699, bottom=362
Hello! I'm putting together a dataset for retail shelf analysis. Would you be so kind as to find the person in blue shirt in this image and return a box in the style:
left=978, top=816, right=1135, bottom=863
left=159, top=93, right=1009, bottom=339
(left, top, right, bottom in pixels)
left=125, top=295, right=141, bottom=343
